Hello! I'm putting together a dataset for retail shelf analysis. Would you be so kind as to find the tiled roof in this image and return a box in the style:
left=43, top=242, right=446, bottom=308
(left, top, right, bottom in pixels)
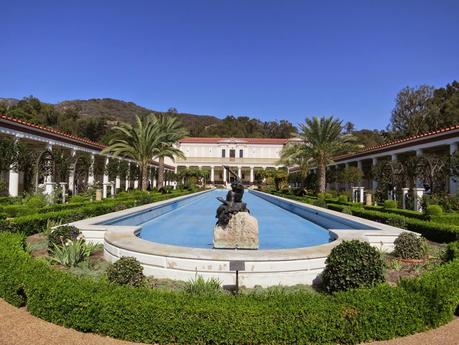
left=179, top=137, right=289, bottom=144
left=0, top=114, right=106, bottom=149
left=335, top=124, right=459, bottom=161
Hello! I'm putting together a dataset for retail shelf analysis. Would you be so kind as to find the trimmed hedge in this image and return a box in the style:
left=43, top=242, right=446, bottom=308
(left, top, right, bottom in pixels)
left=271, top=192, right=459, bottom=243
left=363, top=205, right=427, bottom=220
left=2, top=191, right=192, bottom=236
left=350, top=208, right=459, bottom=243
left=431, top=213, right=459, bottom=226
left=0, top=232, right=458, bottom=344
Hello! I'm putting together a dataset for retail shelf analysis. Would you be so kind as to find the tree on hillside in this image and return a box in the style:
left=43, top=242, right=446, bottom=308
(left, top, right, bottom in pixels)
left=430, top=80, right=459, bottom=128
left=388, top=85, right=435, bottom=138
left=298, top=116, right=358, bottom=193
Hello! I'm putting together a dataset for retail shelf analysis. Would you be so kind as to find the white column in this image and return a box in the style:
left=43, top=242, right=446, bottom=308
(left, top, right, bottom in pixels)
left=223, top=168, right=227, bottom=183
left=68, top=149, right=76, bottom=195
left=358, top=186, right=364, bottom=203
left=125, top=162, right=130, bottom=191
left=102, top=157, right=109, bottom=198
left=88, top=154, right=95, bottom=186
left=372, top=157, right=378, bottom=191
left=250, top=167, right=254, bottom=183
left=210, top=166, right=215, bottom=182
left=43, top=144, right=55, bottom=198
left=8, top=165, right=19, bottom=197
left=450, top=143, right=458, bottom=195
left=115, top=159, right=121, bottom=190
left=238, top=166, right=242, bottom=179
left=134, top=165, right=139, bottom=189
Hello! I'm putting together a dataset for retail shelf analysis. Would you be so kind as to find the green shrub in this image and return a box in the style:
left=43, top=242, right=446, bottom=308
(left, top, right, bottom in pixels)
left=321, top=240, right=385, bottom=293
left=312, top=199, right=328, bottom=208
left=393, top=233, right=426, bottom=259
left=342, top=206, right=353, bottom=215
left=106, top=257, right=145, bottom=287
left=383, top=200, right=397, bottom=209
left=184, top=275, right=222, bottom=296
left=338, top=194, right=349, bottom=203
left=387, top=217, right=407, bottom=229
left=443, top=241, right=459, bottom=262
left=425, top=205, right=443, bottom=217
left=48, top=225, right=81, bottom=250
left=0, top=232, right=459, bottom=344
left=431, top=213, right=459, bottom=225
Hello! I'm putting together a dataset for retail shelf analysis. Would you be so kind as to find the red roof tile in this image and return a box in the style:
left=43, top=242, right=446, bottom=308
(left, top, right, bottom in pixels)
left=0, top=114, right=106, bottom=149
left=335, top=124, right=459, bottom=161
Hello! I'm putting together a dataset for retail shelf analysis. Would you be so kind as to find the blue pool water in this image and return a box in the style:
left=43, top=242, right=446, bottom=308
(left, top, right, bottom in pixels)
left=104, top=190, right=333, bottom=249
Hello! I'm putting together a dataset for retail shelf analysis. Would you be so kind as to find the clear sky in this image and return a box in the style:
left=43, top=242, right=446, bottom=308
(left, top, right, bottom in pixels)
left=1, top=0, right=458, bottom=130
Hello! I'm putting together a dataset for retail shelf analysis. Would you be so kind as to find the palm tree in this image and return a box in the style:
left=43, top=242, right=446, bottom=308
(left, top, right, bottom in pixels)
left=279, top=142, right=312, bottom=189
left=154, top=114, right=187, bottom=189
left=298, top=116, right=357, bottom=193
left=101, top=115, right=167, bottom=191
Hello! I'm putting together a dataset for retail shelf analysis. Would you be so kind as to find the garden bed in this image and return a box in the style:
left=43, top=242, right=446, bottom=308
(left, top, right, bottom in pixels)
left=0, top=232, right=458, bottom=344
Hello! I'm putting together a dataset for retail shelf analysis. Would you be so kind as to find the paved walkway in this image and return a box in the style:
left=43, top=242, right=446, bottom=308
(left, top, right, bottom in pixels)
left=0, top=299, right=458, bottom=345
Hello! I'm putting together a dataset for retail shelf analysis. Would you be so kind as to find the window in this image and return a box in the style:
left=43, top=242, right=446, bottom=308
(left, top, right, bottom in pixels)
left=239, top=149, right=243, bottom=158
left=230, top=149, right=236, bottom=159
left=221, top=149, right=226, bottom=158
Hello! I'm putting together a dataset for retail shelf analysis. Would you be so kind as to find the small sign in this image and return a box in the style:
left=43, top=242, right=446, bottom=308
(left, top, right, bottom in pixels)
left=229, top=260, right=245, bottom=271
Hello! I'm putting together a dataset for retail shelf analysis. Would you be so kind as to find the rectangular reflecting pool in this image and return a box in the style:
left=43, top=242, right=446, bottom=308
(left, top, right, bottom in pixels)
left=100, top=189, right=357, bottom=249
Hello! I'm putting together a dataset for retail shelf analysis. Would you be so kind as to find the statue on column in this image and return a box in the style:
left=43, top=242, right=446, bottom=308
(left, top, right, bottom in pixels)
left=214, top=166, right=259, bottom=249
left=216, top=166, right=249, bottom=226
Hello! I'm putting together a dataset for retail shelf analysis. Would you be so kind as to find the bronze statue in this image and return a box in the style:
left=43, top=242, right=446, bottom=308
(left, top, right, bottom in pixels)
left=216, top=166, right=249, bottom=226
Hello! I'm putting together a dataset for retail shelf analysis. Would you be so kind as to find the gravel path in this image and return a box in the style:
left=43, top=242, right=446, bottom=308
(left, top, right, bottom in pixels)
left=1, top=299, right=457, bottom=345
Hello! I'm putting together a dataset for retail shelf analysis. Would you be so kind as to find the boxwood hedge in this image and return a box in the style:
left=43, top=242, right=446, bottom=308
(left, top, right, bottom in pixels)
left=0, top=232, right=458, bottom=345
left=0, top=190, right=191, bottom=236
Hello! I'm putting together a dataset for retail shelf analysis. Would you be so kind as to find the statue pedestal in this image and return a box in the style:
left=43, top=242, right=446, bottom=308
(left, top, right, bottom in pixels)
left=213, top=212, right=259, bottom=249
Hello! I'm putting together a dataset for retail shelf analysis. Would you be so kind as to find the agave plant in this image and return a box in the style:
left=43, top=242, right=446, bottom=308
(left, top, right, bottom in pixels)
left=49, top=240, right=99, bottom=267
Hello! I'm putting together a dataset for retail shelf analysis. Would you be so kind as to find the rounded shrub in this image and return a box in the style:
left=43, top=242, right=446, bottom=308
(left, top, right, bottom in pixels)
left=387, top=216, right=407, bottom=229
left=48, top=225, right=81, bottom=250
left=393, top=232, right=426, bottom=259
left=312, top=199, right=328, bottom=209
left=338, top=195, right=348, bottom=203
left=443, top=241, right=459, bottom=262
left=425, top=204, right=443, bottom=217
left=106, top=256, right=145, bottom=287
left=341, top=206, right=352, bottom=215
left=383, top=199, right=397, bottom=209
left=321, top=240, right=384, bottom=293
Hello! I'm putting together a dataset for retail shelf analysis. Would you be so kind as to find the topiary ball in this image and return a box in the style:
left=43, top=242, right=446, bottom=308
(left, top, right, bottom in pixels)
left=393, top=232, right=425, bottom=259
left=383, top=200, right=397, bottom=209
left=48, top=225, right=81, bottom=250
left=106, top=256, right=145, bottom=287
left=321, top=240, right=384, bottom=293
left=425, top=204, right=443, bottom=217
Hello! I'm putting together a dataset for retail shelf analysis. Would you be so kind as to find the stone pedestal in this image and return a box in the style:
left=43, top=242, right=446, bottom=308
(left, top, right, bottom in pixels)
left=95, top=189, right=102, bottom=201
left=365, top=193, right=373, bottom=206
left=213, top=212, right=259, bottom=249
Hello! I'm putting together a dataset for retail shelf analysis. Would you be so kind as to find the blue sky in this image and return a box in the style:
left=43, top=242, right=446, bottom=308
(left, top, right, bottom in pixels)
left=1, top=0, right=458, bottom=130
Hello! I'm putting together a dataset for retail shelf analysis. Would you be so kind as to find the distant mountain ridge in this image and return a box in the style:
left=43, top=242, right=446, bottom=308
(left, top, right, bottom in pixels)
left=0, top=96, right=298, bottom=142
